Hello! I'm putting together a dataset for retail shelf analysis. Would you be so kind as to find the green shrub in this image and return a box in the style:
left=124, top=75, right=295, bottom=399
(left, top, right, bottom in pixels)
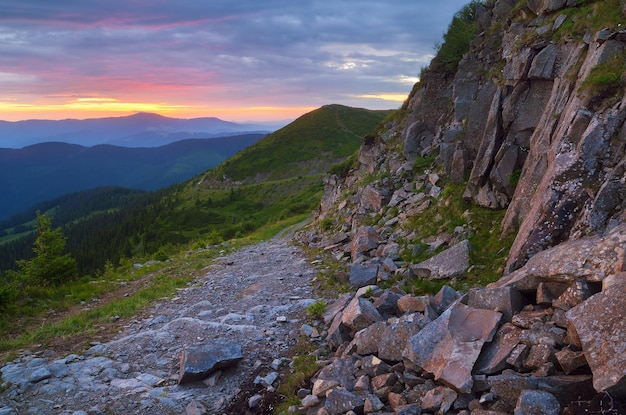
left=431, top=1, right=481, bottom=73
left=0, top=281, right=18, bottom=311
left=320, top=217, right=334, bottom=231
left=328, top=151, right=358, bottom=178
left=579, top=51, right=626, bottom=106
left=509, top=168, right=522, bottom=187
left=306, top=299, right=327, bottom=319
left=153, top=249, right=169, bottom=262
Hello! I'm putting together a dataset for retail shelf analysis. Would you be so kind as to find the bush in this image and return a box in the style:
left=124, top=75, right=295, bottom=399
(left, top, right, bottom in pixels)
left=153, top=249, right=169, bottom=262
left=431, top=1, right=480, bottom=73
left=0, top=280, right=18, bottom=310
left=328, top=151, right=358, bottom=178
left=306, top=299, right=327, bottom=319
left=579, top=51, right=626, bottom=106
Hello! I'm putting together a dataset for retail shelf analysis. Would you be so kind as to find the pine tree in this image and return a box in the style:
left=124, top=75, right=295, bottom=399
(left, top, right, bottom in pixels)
left=17, top=211, right=78, bottom=286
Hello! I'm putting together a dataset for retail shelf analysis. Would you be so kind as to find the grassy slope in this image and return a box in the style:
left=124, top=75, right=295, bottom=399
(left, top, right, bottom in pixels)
left=159, top=105, right=392, bottom=244
left=210, top=104, right=393, bottom=181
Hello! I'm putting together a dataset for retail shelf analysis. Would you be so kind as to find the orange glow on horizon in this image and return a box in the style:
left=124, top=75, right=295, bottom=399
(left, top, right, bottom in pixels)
left=0, top=98, right=316, bottom=122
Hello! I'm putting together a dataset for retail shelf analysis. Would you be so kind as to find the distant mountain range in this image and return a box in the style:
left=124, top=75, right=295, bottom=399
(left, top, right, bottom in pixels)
left=0, top=112, right=281, bottom=148
left=0, top=134, right=265, bottom=220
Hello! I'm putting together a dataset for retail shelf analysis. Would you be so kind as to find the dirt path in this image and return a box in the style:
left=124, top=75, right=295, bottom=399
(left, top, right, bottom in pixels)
left=0, top=236, right=320, bottom=414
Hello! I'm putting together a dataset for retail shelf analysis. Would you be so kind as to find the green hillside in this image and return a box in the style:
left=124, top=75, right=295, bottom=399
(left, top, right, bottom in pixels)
left=210, top=104, right=392, bottom=181
left=0, top=104, right=390, bottom=279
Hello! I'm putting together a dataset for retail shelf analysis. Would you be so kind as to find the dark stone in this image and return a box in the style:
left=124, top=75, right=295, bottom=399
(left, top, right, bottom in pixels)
left=317, top=356, right=358, bottom=391
left=514, top=389, right=561, bottom=415
left=432, top=285, right=462, bottom=314
left=351, top=226, right=381, bottom=260
left=475, top=322, right=523, bottom=375
left=349, top=264, right=379, bottom=290
left=353, top=321, right=386, bottom=355
left=325, top=387, right=365, bottom=415
left=378, top=313, right=430, bottom=362
left=373, top=290, right=402, bottom=317
left=411, top=240, right=470, bottom=280
left=467, top=286, right=524, bottom=322
left=327, top=311, right=351, bottom=350
left=178, top=339, right=243, bottom=384
left=488, top=371, right=594, bottom=409
left=341, top=296, right=383, bottom=332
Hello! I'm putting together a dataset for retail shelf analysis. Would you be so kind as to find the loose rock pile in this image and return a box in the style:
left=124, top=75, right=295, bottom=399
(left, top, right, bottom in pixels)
left=291, top=224, right=626, bottom=414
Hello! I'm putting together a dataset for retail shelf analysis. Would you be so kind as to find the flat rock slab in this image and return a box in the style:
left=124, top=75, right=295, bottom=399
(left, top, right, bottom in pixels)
left=488, top=371, right=594, bottom=409
left=411, top=240, right=470, bottom=280
left=404, top=302, right=501, bottom=393
left=494, top=223, right=626, bottom=291
left=566, top=283, right=626, bottom=397
left=179, top=340, right=244, bottom=384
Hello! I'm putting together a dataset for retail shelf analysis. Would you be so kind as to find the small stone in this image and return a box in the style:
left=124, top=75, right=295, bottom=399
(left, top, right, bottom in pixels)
left=388, top=391, right=407, bottom=409
left=394, top=403, right=422, bottom=415
left=364, top=395, right=385, bottom=412
left=514, top=389, right=560, bottom=415
left=28, top=366, right=52, bottom=383
left=297, top=388, right=311, bottom=399
left=185, top=400, right=209, bottom=415
left=341, top=296, right=383, bottom=332
left=349, top=264, right=379, bottom=289
left=301, top=394, right=320, bottom=408
left=325, top=387, right=365, bottom=415
left=523, top=344, right=554, bottom=371
left=271, top=358, right=288, bottom=370
left=248, top=394, right=263, bottom=409
left=421, top=385, right=457, bottom=414
left=254, top=371, right=278, bottom=388
left=411, top=240, right=470, bottom=280
left=312, top=379, right=340, bottom=397
left=353, top=375, right=371, bottom=392
left=555, top=349, right=587, bottom=375
left=506, top=344, right=529, bottom=369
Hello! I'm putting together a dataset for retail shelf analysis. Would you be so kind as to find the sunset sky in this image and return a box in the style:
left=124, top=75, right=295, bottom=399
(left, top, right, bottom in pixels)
left=1, top=1, right=470, bottom=123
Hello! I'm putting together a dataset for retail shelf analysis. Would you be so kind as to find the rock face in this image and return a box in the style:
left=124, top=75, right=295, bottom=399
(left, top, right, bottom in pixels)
left=307, top=4, right=626, bottom=410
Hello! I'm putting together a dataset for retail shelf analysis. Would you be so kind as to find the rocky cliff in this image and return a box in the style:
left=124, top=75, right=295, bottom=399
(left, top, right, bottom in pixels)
left=321, top=0, right=626, bottom=274
left=300, top=1, right=626, bottom=413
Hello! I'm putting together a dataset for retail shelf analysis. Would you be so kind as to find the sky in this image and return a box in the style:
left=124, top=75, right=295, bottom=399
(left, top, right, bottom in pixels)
left=0, top=0, right=470, bottom=123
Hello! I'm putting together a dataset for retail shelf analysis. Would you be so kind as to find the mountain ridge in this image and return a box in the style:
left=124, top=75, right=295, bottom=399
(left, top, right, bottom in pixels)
left=0, top=112, right=279, bottom=148
left=0, top=134, right=265, bottom=220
